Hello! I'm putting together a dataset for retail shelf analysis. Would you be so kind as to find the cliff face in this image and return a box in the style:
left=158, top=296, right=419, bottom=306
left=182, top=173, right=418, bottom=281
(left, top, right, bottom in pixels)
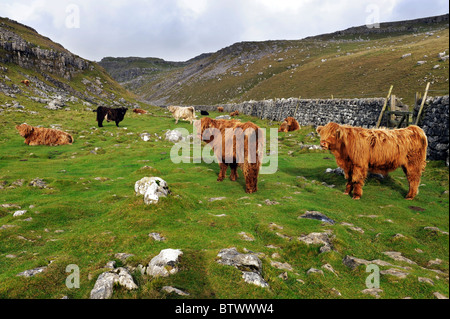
left=0, top=17, right=139, bottom=112
left=0, top=19, right=90, bottom=80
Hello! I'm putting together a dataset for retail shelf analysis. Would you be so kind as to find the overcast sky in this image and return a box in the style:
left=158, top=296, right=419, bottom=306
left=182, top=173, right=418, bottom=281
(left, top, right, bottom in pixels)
left=1, top=0, right=448, bottom=62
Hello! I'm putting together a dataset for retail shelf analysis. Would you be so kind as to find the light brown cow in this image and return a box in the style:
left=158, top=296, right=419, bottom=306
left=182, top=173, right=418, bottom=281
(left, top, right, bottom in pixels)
left=317, top=122, right=427, bottom=200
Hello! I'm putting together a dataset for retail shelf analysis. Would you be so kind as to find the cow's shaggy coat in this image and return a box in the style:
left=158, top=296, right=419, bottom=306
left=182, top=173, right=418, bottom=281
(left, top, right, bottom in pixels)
left=167, top=106, right=196, bottom=124
left=16, top=123, right=74, bottom=146
left=279, top=117, right=300, bottom=132
left=316, top=122, right=427, bottom=200
left=132, top=108, right=147, bottom=114
left=94, top=106, right=128, bottom=127
left=197, top=117, right=264, bottom=193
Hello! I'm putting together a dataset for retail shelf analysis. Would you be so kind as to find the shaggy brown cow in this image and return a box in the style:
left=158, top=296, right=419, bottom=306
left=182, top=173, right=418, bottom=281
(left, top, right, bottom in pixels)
left=217, top=107, right=224, bottom=113
left=20, top=80, right=30, bottom=87
left=316, top=122, right=427, bottom=200
left=278, top=117, right=300, bottom=132
left=16, top=123, right=73, bottom=146
left=133, top=108, right=147, bottom=114
left=197, top=117, right=264, bottom=193
left=230, top=111, right=240, bottom=117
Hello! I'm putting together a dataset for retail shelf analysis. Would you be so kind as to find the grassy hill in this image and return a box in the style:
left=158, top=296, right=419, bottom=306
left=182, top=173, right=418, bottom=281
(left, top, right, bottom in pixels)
left=0, top=104, right=448, bottom=299
left=100, top=14, right=450, bottom=107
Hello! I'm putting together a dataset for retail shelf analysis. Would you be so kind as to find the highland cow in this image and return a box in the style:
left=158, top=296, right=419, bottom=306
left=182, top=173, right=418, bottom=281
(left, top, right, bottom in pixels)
left=278, top=117, right=300, bottom=132
left=316, top=122, right=428, bottom=200
left=16, top=123, right=73, bottom=146
left=196, top=117, right=264, bottom=193
left=230, top=111, right=240, bottom=117
left=20, top=79, right=30, bottom=87
left=201, top=110, right=210, bottom=116
left=167, top=106, right=196, bottom=124
left=217, top=107, right=224, bottom=113
left=93, top=106, right=128, bottom=127
left=133, top=108, right=147, bottom=114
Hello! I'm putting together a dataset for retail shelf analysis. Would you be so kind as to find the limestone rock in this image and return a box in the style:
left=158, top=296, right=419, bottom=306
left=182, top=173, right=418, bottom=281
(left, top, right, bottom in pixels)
left=298, top=232, right=333, bottom=253
left=17, top=266, right=47, bottom=277
left=299, top=211, right=336, bottom=225
left=241, top=271, right=269, bottom=288
left=135, top=177, right=170, bottom=205
left=146, top=249, right=183, bottom=277
left=161, top=286, right=189, bottom=296
left=164, top=130, right=184, bottom=143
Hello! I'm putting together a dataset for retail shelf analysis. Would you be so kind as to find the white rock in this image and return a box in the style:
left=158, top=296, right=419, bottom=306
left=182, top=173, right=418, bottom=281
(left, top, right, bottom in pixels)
left=135, top=177, right=170, bottom=205
left=13, top=210, right=27, bottom=217
left=146, top=249, right=183, bottom=277
left=164, top=130, right=184, bottom=143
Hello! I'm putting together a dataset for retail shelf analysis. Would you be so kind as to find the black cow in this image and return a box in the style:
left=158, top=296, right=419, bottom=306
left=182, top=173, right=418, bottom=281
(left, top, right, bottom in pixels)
left=93, top=106, right=128, bottom=127
left=200, top=110, right=209, bottom=116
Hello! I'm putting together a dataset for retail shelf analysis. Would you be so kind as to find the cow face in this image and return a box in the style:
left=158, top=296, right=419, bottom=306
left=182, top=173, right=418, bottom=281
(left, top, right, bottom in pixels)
left=317, top=122, right=341, bottom=150
left=117, top=108, right=128, bottom=121
left=16, top=124, right=33, bottom=137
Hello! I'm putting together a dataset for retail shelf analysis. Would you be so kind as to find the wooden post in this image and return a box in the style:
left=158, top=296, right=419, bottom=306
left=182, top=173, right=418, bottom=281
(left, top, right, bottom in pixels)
left=376, top=85, right=394, bottom=128
left=415, top=82, right=431, bottom=126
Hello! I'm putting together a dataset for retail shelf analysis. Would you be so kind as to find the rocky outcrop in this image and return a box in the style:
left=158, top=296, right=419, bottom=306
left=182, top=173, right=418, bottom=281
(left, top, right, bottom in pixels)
left=0, top=19, right=90, bottom=80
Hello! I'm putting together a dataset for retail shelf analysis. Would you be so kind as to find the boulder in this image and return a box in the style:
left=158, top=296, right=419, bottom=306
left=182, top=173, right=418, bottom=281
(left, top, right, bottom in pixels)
left=135, top=177, right=170, bottom=205
left=217, top=247, right=269, bottom=288
left=164, top=130, right=184, bottom=143
left=89, top=267, right=138, bottom=299
left=146, top=249, right=183, bottom=277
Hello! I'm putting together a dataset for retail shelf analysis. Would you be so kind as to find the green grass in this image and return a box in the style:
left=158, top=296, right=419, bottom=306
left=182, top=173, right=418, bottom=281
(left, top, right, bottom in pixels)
left=0, top=103, right=448, bottom=299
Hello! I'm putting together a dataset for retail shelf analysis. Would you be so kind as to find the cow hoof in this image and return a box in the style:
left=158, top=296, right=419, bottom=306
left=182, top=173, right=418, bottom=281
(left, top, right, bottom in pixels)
left=352, top=196, right=361, bottom=200
left=217, top=178, right=224, bottom=182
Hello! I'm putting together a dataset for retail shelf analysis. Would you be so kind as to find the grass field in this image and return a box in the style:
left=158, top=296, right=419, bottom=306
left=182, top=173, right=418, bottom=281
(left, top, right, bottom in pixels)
left=0, top=102, right=448, bottom=299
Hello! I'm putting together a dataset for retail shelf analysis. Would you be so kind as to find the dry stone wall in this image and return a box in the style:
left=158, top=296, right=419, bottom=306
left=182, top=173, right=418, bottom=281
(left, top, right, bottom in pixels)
left=194, top=96, right=449, bottom=161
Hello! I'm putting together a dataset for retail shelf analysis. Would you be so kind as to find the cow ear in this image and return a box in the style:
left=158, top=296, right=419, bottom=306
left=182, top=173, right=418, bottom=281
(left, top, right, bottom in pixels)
left=335, top=128, right=343, bottom=139
left=316, top=126, right=323, bottom=134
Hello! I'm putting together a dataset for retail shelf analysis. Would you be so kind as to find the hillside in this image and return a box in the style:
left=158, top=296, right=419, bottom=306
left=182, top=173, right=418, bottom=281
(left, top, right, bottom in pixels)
left=0, top=17, right=144, bottom=113
left=99, top=14, right=450, bottom=106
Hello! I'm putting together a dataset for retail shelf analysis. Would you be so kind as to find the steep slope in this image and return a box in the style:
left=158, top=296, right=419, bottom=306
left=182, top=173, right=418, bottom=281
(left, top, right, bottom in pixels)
left=0, top=17, right=141, bottom=112
left=101, top=14, right=449, bottom=106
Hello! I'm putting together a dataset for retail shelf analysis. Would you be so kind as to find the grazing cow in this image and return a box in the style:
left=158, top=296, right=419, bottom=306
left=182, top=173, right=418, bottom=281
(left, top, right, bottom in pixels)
left=167, top=106, right=196, bottom=124
left=16, top=123, right=73, bottom=146
left=230, top=111, right=240, bottom=117
left=93, top=106, right=128, bottom=127
left=197, top=117, right=264, bottom=193
left=316, top=122, right=427, bottom=200
left=217, top=107, right=224, bottom=113
left=133, top=108, right=147, bottom=114
left=20, top=79, right=30, bottom=87
left=278, top=117, right=300, bottom=132
left=201, top=110, right=210, bottom=116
